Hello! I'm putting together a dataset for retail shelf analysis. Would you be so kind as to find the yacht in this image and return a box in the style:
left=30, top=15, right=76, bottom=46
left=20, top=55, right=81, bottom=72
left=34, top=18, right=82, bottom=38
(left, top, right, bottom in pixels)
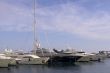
left=76, top=51, right=105, bottom=62
left=0, top=54, right=16, bottom=67
left=47, top=49, right=82, bottom=65
left=87, top=53, right=103, bottom=61
left=4, top=51, right=49, bottom=65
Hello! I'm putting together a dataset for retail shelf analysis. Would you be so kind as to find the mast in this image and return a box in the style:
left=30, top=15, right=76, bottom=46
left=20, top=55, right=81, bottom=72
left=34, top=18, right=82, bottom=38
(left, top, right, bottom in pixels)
left=33, top=0, right=37, bottom=54
left=33, top=0, right=44, bottom=56
left=33, top=0, right=36, bottom=43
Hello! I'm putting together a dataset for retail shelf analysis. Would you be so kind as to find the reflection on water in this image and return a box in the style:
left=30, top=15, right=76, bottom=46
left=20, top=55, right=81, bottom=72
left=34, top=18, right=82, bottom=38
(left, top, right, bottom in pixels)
left=1, top=59, right=110, bottom=73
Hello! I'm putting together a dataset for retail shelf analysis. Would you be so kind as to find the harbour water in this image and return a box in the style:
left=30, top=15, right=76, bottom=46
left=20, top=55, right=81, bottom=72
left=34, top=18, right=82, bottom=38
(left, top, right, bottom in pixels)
left=0, top=59, right=110, bottom=73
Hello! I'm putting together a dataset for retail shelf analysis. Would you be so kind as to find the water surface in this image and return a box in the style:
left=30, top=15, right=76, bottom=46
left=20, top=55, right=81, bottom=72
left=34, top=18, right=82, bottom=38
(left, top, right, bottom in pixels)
left=0, top=59, right=110, bottom=73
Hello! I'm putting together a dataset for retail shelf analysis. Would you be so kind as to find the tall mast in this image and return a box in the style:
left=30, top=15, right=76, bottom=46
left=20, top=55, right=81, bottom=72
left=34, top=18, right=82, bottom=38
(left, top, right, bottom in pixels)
left=33, top=0, right=37, bottom=54
left=33, top=0, right=44, bottom=56
left=33, top=0, right=36, bottom=42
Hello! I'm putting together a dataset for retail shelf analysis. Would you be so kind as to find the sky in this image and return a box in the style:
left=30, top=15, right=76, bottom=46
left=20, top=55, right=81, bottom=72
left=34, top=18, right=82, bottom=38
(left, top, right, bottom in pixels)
left=0, top=0, right=110, bottom=52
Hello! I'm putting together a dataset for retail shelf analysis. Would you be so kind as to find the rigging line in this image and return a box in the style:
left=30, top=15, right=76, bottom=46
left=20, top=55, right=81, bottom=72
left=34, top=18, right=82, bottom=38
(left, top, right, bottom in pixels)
left=44, top=32, right=52, bottom=57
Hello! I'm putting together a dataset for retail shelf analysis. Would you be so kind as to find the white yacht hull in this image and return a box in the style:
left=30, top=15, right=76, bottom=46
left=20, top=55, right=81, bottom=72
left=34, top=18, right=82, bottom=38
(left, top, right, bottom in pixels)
left=9, top=59, right=17, bottom=66
left=77, top=56, right=90, bottom=62
left=18, top=57, right=49, bottom=65
left=89, top=55, right=103, bottom=61
left=0, top=59, right=10, bottom=67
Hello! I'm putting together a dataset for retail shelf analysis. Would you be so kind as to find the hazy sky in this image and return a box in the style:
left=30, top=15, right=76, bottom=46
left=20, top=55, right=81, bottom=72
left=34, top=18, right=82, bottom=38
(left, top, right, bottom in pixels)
left=0, top=0, right=110, bottom=52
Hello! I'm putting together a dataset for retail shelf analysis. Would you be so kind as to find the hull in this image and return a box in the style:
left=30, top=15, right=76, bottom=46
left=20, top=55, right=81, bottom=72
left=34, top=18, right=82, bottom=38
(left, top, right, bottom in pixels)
left=9, top=59, right=17, bottom=66
left=89, top=55, right=103, bottom=61
left=5, top=54, right=49, bottom=65
left=47, top=55, right=82, bottom=65
left=0, top=59, right=10, bottom=68
left=77, top=56, right=90, bottom=62
left=18, top=57, right=49, bottom=65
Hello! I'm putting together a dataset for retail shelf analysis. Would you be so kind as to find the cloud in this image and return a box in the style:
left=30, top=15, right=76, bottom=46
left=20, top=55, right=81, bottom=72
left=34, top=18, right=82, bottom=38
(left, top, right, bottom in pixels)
left=0, top=1, right=33, bottom=32
left=37, top=3, right=110, bottom=40
left=1, top=0, right=110, bottom=40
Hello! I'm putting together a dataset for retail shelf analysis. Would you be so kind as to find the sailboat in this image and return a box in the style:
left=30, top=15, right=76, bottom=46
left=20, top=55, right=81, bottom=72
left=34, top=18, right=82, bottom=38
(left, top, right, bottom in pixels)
left=17, top=0, right=49, bottom=65
left=4, top=0, right=49, bottom=65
